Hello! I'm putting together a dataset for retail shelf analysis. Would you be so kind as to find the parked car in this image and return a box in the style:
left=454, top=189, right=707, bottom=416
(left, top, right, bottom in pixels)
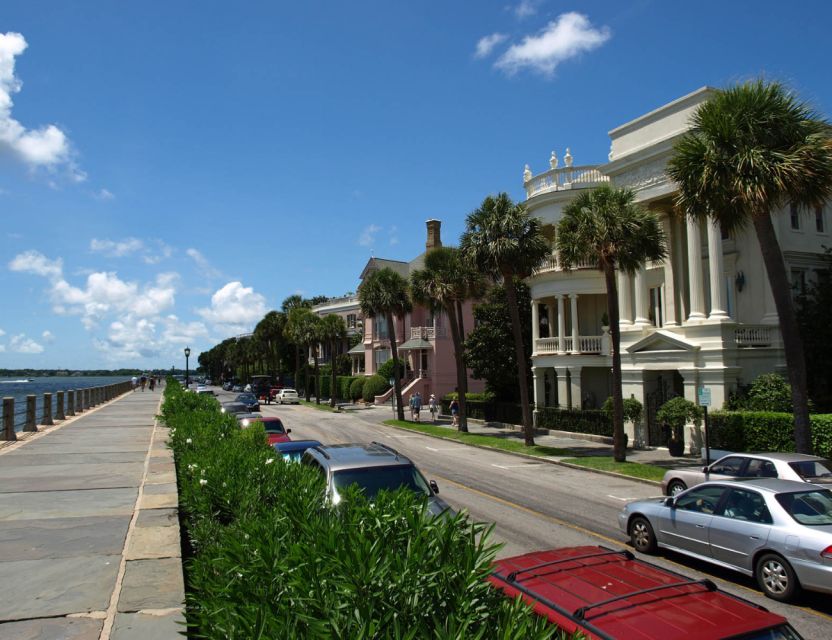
left=274, top=388, right=300, bottom=404
left=220, top=402, right=250, bottom=415
left=489, top=545, right=804, bottom=639
left=234, top=393, right=260, bottom=412
left=301, top=442, right=453, bottom=517
left=619, top=478, right=832, bottom=601
left=196, top=387, right=215, bottom=396
left=241, top=416, right=291, bottom=444
left=273, top=440, right=322, bottom=463
left=661, top=452, right=832, bottom=496
left=232, top=384, right=244, bottom=393
left=222, top=381, right=234, bottom=391
left=234, top=412, right=263, bottom=426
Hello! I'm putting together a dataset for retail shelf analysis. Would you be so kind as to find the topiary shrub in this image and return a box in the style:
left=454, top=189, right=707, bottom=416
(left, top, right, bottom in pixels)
left=362, top=374, right=390, bottom=402
left=349, top=377, right=366, bottom=402
left=377, top=358, right=408, bottom=382
left=746, top=373, right=793, bottom=412
left=602, top=396, right=643, bottom=423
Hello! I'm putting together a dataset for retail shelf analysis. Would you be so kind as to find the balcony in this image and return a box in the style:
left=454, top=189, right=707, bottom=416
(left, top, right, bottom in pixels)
left=535, top=334, right=609, bottom=356
left=525, top=165, right=610, bottom=199
left=411, top=326, right=444, bottom=340
left=735, top=325, right=781, bottom=348
left=534, top=254, right=597, bottom=275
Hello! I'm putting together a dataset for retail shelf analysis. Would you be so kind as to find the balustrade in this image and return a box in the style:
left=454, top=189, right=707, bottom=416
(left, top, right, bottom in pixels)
left=534, top=253, right=597, bottom=274
left=535, top=335, right=606, bottom=355
left=410, top=326, right=437, bottom=340
left=734, top=325, right=779, bottom=348
left=525, top=165, right=610, bottom=198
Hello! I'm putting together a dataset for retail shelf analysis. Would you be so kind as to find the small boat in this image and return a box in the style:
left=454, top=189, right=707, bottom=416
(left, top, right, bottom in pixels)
left=1, top=379, right=32, bottom=383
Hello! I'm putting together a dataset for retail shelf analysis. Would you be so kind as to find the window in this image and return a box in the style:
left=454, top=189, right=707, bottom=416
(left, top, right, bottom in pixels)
left=790, top=269, right=807, bottom=297
left=718, top=489, right=772, bottom=524
left=790, top=202, right=800, bottom=230
left=375, top=348, right=391, bottom=366
left=816, top=206, right=825, bottom=233
left=744, top=458, right=778, bottom=478
left=373, top=316, right=388, bottom=339
left=709, top=456, right=746, bottom=476
left=776, top=489, right=832, bottom=526
left=346, top=314, right=357, bottom=329
left=675, top=485, right=727, bottom=514
left=788, top=459, right=832, bottom=480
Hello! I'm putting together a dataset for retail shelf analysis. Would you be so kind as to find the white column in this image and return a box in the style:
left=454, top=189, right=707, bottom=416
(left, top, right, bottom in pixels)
left=617, top=271, right=633, bottom=327
left=557, top=295, right=566, bottom=354
left=661, top=215, right=678, bottom=326
left=634, top=267, right=650, bottom=325
left=686, top=217, right=707, bottom=321
left=707, top=219, right=729, bottom=320
left=569, top=293, right=579, bottom=354
left=569, top=366, right=583, bottom=409
left=532, top=366, right=545, bottom=410
left=555, top=366, right=569, bottom=408
left=546, top=299, right=556, bottom=338
left=531, top=299, right=540, bottom=344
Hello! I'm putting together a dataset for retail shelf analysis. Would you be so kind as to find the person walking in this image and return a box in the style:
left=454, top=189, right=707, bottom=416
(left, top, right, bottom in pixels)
left=408, top=394, right=415, bottom=421
left=140, top=375, right=147, bottom=392
left=413, top=392, right=422, bottom=423
left=449, top=397, right=459, bottom=427
left=149, top=377, right=156, bottom=392
left=131, top=375, right=138, bottom=392
left=428, top=394, right=438, bottom=422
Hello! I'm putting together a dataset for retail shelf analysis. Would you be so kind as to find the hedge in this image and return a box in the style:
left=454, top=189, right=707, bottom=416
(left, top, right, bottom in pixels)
left=440, top=396, right=525, bottom=425
left=336, top=375, right=361, bottom=402
left=349, top=377, right=366, bottom=402
left=363, top=374, right=391, bottom=403
left=162, top=382, right=562, bottom=638
left=536, top=407, right=613, bottom=437
left=709, top=411, right=832, bottom=458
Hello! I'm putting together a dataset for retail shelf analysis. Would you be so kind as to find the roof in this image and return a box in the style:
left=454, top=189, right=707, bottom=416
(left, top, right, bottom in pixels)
left=309, top=442, right=414, bottom=471
left=723, top=477, right=826, bottom=494
left=347, top=342, right=366, bottom=355
left=397, top=337, right=433, bottom=350
left=489, top=546, right=788, bottom=640
left=274, top=440, right=322, bottom=452
left=359, top=257, right=410, bottom=281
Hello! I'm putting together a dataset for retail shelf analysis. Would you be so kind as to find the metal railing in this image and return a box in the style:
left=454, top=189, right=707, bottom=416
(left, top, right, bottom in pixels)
left=534, top=254, right=597, bottom=274
left=410, top=326, right=438, bottom=340
left=2, top=380, right=133, bottom=441
left=525, top=165, right=610, bottom=198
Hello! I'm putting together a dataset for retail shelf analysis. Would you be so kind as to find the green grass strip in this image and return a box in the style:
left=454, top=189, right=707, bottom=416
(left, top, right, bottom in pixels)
left=561, top=456, right=665, bottom=482
left=299, top=399, right=340, bottom=412
left=382, top=419, right=571, bottom=457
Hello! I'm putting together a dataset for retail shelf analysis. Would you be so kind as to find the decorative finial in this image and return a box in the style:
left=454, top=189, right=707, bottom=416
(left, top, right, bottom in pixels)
left=563, top=148, right=573, bottom=168
left=608, top=143, right=614, bottom=161
left=523, top=164, right=532, bottom=183
left=549, top=151, right=558, bottom=170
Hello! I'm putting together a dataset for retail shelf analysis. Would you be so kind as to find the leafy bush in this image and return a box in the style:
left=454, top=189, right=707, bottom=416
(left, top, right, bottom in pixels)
left=362, top=374, right=391, bottom=402
left=336, top=375, right=359, bottom=401
left=349, top=376, right=366, bottom=402
left=746, top=373, right=793, bottom=412
left=443, top=392, right=496, bottom=403
left=710, top=411, right=832, bottom=458
left=162, top=382, right=561, bottom=638
left=656, top=397, right=702, bottom=440
left=536, top=407, right=613, bottom=437
left=377, top=357, right=408, bottom=381
left=601, top=396, right=643, bottom=423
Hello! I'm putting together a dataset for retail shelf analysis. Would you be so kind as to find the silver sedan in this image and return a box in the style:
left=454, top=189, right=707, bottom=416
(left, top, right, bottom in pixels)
left=618, top=478, right=832, bottom=601
left=661, top=452, right=832, bottom=496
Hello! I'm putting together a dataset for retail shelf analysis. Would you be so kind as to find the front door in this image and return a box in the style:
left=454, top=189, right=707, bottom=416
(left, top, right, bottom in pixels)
left=657, top=485, right=728, bottom=557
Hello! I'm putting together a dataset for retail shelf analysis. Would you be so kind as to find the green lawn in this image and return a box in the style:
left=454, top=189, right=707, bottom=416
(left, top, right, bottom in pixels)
left=382, top=420, right=571, bottom=457
left=299, top=400, right=340, bottom=413
left=561, top=456, right=666, bottom=482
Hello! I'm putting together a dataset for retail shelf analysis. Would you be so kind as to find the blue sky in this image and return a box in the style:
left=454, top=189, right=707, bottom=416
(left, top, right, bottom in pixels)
left=1, top=1, right=830, bottom=369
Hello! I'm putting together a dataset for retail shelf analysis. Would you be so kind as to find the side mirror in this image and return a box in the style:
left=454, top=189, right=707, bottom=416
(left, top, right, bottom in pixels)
left=287, top=429, right=292, bottom=433
left=429, top=480, right=439, bottom=494
left=664, top=497, right=676, bottom=507
left=702, top=466, right=710, bottom=474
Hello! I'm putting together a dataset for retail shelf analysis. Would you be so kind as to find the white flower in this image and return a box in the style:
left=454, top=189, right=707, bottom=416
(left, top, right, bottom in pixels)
left=199, top=478, right=208, bottom=486
left=186, top=438, right=192, bottom=444
left=265, top=458, right=274, bottom=465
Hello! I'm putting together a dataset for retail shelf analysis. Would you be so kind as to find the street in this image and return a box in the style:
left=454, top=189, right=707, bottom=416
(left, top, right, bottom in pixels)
left=225, top=392, right=832, bottom=640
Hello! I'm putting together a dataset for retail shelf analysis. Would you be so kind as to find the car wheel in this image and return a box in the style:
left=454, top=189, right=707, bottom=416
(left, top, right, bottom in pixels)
left=756, top=553, right=801, bottom=602
left=629, top=516, right=657, bottom=554
left=667, top=480, right=687, bottom=496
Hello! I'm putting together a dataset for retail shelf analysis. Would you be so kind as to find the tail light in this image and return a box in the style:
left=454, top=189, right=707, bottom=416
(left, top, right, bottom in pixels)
left=821, top=545, right=832, bottom=560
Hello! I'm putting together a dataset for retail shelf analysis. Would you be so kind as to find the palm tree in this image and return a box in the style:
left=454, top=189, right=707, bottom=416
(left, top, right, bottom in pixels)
left=254, top=311, right=287, bottom=378
left=284, top=307, right=316, bottom=400
left=460, top=193, right=550, bottom=445
left=411, top=247, right=484, bottom=432
left=320, top=314, right=348, bottom=407
left=359, top=267, right=412, bottom=421
left=668, top=80, right=832, bottom=454
left=558, top=185, right=666, bottom=462
left=282, top=296, right=312, bottom=391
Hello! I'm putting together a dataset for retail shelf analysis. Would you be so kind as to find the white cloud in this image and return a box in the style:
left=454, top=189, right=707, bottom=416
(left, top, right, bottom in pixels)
left=0, top=328, right=4, bottom=336
left=514, top=0, right=540, bottom=19
left=9, top=250, right=63, bottom=279
left=494, top=12, right=611, bottom=77
left=93, top=188, right=114, bottom=201
left=475, top=33, right=508, bottom=59
left=0, top=33, right=79, bottom=177
left=90, top=237, right=144, bottom=257
left=41, top=330, right=54, bottom=342
left=197, top=281, right=267, bottom=334
left=9, top=333, right=44, bottom=354
left=186, top=247, right=223, bottom=279
left=389, top=225, right=399, bottom=246
left=358, top=224, right=381, bottom=247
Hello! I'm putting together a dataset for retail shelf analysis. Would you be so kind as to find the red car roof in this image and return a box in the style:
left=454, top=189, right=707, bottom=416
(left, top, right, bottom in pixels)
left=488, top=546, right=795, bottom=640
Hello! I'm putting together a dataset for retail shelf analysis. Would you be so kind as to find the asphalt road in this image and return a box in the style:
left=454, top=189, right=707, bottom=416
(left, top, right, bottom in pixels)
left=219, top=390, right=832, bottom=639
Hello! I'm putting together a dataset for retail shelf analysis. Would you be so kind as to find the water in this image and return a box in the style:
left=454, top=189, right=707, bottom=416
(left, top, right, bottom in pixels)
left=0, top=375, right=131, bottom=432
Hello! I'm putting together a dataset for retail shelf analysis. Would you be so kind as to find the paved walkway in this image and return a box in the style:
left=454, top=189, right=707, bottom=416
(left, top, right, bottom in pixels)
left=0, top=389, right=183, bottom=639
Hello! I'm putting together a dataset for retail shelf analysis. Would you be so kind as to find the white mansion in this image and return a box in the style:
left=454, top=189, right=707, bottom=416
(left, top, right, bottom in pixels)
left=526, top=87, right=828, bottom=451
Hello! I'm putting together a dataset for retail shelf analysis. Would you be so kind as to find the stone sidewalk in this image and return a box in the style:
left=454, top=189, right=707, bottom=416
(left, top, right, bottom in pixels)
left=0, top=389, right=183, bottom=639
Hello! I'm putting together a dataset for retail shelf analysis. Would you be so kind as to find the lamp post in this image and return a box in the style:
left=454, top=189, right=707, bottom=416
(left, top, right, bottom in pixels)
left=184, top=347, right=191, bottom=389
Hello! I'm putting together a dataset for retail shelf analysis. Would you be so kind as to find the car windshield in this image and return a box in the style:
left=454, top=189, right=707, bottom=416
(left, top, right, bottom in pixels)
left=282, top=389, right=297, bottom=394
left=261, top=420, right=285, bottom=434
left=332, top=465, right=431, bottom=502
left=776, top=489, right=832, bottom=526
left=731, top=625, right=803, bottom=640
left=789, top=459, right=832, bottom=480
left=237, top=394, right=256, bottom=402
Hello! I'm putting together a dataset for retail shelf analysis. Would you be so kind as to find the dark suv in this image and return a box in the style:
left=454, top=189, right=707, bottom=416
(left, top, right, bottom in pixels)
left=301, top=442, right=453, bottom=517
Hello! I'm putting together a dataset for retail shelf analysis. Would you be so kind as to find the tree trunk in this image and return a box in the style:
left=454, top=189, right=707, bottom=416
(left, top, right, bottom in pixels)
left=445, top=301, right=468, bottom=432
left=330, top=339, right=338, bottom=408
left=388, top=313, right=405, bottom=421
left=504, top=274, right=534, bottom=445
left=313, top=348, right=320, bottom=405
left=294, top=346, right=301, bottom=396
left=751, top=211, right=813, bottom=453
left=604, top=264, right=627, bottom=462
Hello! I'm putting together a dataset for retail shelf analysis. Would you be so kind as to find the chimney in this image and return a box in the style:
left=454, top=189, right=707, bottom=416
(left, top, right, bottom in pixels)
left=426, top=219, right=442, bottom=251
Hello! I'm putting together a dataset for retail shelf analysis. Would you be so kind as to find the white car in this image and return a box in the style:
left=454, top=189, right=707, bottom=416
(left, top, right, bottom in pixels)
left=275, top=388, right=299, bottom=404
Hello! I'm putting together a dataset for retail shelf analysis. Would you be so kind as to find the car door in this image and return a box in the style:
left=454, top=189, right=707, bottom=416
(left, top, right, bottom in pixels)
left=705, top=456, right=750, bottom=482
left=657, top=485, right=729, bottom=557
left=708, top=488, right=772, bottom=571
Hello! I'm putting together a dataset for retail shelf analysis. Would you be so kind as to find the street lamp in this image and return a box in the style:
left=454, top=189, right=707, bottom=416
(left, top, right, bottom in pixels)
left=184, top=347, right=191, bottom=389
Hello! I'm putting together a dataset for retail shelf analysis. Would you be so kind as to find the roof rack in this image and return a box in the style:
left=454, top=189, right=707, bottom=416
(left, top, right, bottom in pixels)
left=371, top=441, right=401, bottom=459
left=310, top=445, right=330, bottom=459
left=507, top=549, right=633, bottom=582
left=574, top=578, right=717, bottom=620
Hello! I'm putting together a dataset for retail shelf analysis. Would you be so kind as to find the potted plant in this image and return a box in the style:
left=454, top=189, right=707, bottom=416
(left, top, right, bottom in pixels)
left=656, top=397, right=702, bottom=457
left=601, top=396, right=642, bottom=449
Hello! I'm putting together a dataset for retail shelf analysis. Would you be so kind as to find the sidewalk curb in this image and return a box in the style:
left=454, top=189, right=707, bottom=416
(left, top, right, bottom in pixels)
left=377, top=420, right=663, bottom=489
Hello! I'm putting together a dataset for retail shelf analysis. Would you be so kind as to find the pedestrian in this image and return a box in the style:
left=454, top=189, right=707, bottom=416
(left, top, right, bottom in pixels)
left=413, top=392, right=422, bottom=422
left=149, top=377, right=156, bottom=391
left=140, top=375, right=147, bottom=392
left=408, top=394, right=415, bottom=421
left=131, top=375, right=138, bottom=392
left=428, top=394, right=437, bottom=422
left=449, top=397, right=459, bottom=427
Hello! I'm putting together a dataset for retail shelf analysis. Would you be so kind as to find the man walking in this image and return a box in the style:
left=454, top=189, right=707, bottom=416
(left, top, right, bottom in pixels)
left=413, top=392, right=422, bottom=423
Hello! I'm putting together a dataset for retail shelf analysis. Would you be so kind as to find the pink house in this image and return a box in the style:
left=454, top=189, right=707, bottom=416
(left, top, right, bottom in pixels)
left=355, top=220, right=485, bottom=401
